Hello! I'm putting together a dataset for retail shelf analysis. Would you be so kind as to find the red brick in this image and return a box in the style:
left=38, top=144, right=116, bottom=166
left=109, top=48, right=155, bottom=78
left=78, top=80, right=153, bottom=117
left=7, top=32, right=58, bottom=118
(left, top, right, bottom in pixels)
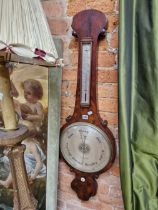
left=114, top=207, right=124, bottom=210
left=110, top=165, right=120, bottom=177
left=61, top=96, right=75, bottom=108
left=58, top=182, right=73, bottom=194
left=101, top=174, right=121, bottom=186
left=69, top=82, right=77, bottom=96
left=70, top=51, right=79, bottom=66
left=66, top=203, right=89, bottom=210
left=47, top=18, right=69, bottom=35
left=58, top=161, right=73, bottom=175
left=111, top=32, right=118, bottom=49
left=60, top=118, right=66, bottom=126
left=98, top=83, right=118, bottom=98
left=59, top=173, right=74, bottom=184
left=62, top=69, right=77, bottom=81
left=107, top=15, right=119, bottom=32
left=69, top=38, right=79, bottom=49
left=63, top=82, right=76, bottom=97
left=99, top=193, right=123, bottom=206
left=63, top=37, right=71, bottom=50
left=97, top=181, right=109, bottom=195
left=100, top=203, right=113, bottom=210
left=42, top=1, right=65, bottom=18
left=98, top=38, right=109, bottom=51
left=62, top=80, right=70, bottom=96
left=99, top=112, right=118, bottom=126
left=109, top=127, right=119, bottom=140
left=63, top=51, right=71, bottom=66
left=81, top=200, right=102, bottom=210
left=98, top=51, right=116, bottom=67
left=58, top=174, right=74, bottom=193
left=98, top=98, right=118, bottom=113
left=109, top=186, right=122, bottom=198
left=61, top=108, right=74, bottom=121
left=98, top=70, right=118, bottom=83
left=57, top=190, right=78, bottom=201
left=113, top=157, right=119, bottom=167
left=57, top=199, right=65, bottom=209
left=67, top=0, right=115, bottom=16
left=62, top=81, right=77, bottom=97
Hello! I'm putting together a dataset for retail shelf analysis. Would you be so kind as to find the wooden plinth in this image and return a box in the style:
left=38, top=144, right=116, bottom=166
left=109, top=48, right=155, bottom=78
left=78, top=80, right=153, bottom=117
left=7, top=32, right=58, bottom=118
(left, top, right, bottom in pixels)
left=0, top=124, right=28, bottom=146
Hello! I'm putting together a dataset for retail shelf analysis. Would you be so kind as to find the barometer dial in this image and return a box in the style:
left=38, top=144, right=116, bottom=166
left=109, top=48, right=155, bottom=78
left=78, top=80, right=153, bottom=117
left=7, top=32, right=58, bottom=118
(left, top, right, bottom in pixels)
left=60, top=122, right=112, bottom=173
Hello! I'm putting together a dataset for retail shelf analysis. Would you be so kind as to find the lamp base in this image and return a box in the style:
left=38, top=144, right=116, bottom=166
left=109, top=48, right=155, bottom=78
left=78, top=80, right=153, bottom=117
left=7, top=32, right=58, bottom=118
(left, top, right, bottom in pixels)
left=0, top=125, right=38, bottom=210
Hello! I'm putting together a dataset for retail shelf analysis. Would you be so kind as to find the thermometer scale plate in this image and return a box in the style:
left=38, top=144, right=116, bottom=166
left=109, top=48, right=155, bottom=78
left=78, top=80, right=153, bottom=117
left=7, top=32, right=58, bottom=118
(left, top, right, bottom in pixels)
left=81, top=41, right=92, bottom=106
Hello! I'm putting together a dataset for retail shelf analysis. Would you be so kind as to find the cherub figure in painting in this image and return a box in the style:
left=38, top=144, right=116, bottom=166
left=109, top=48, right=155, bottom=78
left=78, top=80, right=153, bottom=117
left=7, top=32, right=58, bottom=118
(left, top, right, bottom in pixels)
left=17, top=79, right=44, bottom=135
left=0, top=79, right=47, bottom=188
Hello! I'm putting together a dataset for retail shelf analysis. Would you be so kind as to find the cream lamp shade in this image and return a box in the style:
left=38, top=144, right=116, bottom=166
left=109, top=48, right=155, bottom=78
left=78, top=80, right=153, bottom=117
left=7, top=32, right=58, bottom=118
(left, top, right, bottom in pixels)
left=0, top=0, right=59, bottom=64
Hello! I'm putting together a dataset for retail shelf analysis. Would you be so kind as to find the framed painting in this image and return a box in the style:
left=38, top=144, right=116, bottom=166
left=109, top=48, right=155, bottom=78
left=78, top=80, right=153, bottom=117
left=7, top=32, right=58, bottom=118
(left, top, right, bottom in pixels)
left=0, top=38, right=62, bottom=210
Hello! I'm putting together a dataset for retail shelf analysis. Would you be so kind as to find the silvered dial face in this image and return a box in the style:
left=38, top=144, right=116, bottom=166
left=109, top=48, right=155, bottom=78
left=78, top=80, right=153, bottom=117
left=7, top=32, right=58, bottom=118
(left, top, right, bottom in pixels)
left=80, top=42, right=92, bottom=107
left=60, top=122, right=112, bottom=173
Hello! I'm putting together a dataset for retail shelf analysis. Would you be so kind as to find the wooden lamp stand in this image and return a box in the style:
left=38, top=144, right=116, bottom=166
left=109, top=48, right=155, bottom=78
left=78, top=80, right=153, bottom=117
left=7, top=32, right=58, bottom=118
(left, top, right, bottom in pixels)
left=0, top=57, right=37, bottom=210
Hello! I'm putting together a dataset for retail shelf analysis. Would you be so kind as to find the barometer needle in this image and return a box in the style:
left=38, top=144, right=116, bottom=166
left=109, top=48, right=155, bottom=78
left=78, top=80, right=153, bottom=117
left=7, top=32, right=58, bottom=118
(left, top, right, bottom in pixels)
left=79, top=131, right=85, bottom=165
left=81, top=135, right=87, bottom=164
left=79, top=131, right=84, bottom=144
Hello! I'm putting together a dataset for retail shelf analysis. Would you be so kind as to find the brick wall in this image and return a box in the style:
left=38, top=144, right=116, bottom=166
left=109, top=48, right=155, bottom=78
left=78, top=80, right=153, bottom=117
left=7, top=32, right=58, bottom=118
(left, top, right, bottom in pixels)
left=42, top=0, right=123, bottom=209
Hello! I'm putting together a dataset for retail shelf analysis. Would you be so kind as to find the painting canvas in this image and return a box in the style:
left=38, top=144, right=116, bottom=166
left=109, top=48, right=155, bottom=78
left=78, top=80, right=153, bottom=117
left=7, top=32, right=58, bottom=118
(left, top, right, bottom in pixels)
left=0, top=63, right=48, bottom=210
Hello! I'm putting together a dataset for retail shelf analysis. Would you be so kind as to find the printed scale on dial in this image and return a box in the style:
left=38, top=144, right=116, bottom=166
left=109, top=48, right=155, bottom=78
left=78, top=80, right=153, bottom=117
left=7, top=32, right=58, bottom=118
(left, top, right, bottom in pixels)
left=60, top=9, right=116, bottom=201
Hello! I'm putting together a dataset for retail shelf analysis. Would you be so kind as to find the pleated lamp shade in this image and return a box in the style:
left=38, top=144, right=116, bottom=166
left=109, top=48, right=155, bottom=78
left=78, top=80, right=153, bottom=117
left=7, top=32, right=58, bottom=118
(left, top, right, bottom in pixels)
left=0, top=0, right=59, bottom=64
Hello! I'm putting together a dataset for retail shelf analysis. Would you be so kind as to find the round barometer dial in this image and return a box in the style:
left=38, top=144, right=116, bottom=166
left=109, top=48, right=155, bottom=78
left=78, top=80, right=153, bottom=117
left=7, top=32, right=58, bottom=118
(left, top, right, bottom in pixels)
left=60, top=122, right=112, bottom=173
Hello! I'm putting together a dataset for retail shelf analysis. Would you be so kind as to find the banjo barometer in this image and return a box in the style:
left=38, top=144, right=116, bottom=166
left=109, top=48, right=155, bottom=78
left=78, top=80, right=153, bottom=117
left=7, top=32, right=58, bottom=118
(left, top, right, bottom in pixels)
left=60, top=9, right=116, bottom=200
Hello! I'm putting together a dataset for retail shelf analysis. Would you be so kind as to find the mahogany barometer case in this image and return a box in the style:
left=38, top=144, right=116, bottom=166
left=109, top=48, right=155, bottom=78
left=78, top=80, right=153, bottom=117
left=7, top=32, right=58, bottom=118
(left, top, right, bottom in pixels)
left=60, top=9, right=116, bottom=201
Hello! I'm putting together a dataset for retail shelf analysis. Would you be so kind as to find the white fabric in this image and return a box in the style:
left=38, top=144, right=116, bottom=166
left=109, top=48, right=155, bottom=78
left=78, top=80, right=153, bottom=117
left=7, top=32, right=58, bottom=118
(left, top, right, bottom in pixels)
left=23, top=143, right=46, bottom=178
left=0, top=0, right=59, bottom=64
